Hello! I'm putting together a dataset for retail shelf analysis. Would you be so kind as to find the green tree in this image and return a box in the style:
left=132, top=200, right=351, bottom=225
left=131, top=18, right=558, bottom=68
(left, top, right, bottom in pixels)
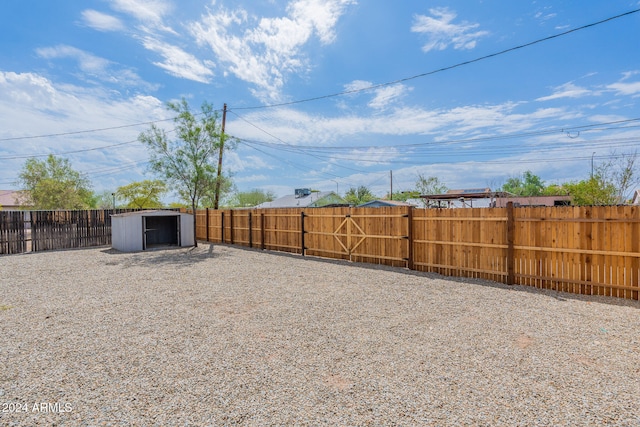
left=597, top=150, right=639, bottom=203
left=139, top=98, right=232, bottom=246
left=116, top=180, right=167, bottom=209
left=225, top=189, right=276, bottom=208
left=557, top=152, right=639, bottom=206
left=168, top=201, right=189, bottom=209
left=389, top=190, right=420, bottom=202
left=18, top=154, right=94, bottom=209
left=414, top=174, right=447, bottom=207
left=95, top=190, right=115, bottom=209
left=344, top=185, right=376, bottom=206
left=501, top=171, right=545, bottom=196
left=416, top=174, right=448, bottom=196
left=200, top=175, right=234, bottom=207
left=542, top=184, right=569, bottom=196
left=563, top=175, right=618, bottom=206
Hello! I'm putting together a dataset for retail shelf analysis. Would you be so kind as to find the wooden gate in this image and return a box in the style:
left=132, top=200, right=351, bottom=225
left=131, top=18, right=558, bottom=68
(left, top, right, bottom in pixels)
left=303, top=207, right=410, bottom=267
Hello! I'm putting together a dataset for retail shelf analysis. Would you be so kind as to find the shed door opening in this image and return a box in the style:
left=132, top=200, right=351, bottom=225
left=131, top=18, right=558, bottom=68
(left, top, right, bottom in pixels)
left=143, top=216, right=179, bottom=249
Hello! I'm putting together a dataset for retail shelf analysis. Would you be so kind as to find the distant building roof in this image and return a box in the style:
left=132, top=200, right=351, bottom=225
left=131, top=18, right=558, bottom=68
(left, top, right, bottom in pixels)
left=256, top=191, right=346, bottom=208
left=357, top=199, right=413, bottom=208
left=0, top=190, right=30, bottom=209
left=632, top=190, right=640, bottom=205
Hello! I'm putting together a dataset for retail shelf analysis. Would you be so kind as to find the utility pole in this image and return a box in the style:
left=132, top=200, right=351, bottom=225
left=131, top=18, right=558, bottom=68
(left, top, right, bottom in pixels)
left=390, top=170, right=393, bottom=200
left=213, top=103, right=227, bottom=209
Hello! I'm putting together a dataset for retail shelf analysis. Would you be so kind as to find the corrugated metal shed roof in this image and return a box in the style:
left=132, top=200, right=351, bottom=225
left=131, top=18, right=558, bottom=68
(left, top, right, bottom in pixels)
left=111, top=210, right=188, bottom=217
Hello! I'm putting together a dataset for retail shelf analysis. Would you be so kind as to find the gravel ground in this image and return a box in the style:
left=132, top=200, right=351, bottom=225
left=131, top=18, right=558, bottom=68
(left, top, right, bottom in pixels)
left=0, top=244, right=639, bottom=426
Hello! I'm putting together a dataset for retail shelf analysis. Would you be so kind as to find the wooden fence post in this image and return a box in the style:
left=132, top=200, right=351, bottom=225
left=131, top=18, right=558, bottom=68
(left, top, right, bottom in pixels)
left=248, top=212, right=253, bottom=248
left=301, top=211, right=306, bottom=256
left=407, top=207, right=414, bottom=270
left=229, top=210, right=234, bottom=245
left=506, top=202, right=515, bottom=285
left=221, top=212, right=225, bottom=243
left=205, top=208, right=210, bottom=242
left=261, top=213, right=266, bottom=250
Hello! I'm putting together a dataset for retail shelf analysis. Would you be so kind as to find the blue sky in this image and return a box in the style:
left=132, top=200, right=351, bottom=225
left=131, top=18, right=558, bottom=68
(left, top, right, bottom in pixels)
left=1, top=1, right=640, bottom=201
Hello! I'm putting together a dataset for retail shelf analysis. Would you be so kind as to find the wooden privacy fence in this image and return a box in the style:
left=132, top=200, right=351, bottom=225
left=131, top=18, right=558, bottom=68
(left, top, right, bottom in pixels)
left=0, top=211, right=27, bottom=255
left=195, top=205, right=640, bottom=300
left=0, top=209, right=151, bottom=254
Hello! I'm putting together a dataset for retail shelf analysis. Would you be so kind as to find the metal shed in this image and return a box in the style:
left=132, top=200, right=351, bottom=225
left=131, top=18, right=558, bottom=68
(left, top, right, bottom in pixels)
left=111, top=210, right=194, bottom=252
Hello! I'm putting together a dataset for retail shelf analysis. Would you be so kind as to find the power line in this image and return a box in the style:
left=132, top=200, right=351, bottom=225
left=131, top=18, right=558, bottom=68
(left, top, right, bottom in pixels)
left=0, top=140, right=140, bottom=160
left=240, top=140, right=345, bottom=181
left=231, top=8, right=640, bottom=111
left=85, top=161, right=150, bottom=179
left=0, top=118, right=171, bottom=143
left=229, top=110, right=372, bottom=174
left=232, top=116, right=640, bottom=155
left=0, top=161, right=149, bottom=186
left=240, top=136, right=640, bottom=166
left=0, top=129, right=177, bottom=160
left=231, top=112, right=640, bottom=175
left=0, top=108, right=220, bottom=143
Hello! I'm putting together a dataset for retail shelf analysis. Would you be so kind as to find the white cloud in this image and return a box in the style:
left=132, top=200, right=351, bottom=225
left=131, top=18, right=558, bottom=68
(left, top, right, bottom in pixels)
left=37, top=45, right=110, bottom=75
left=141, top=37, right=215, bottom=83
left=225, top=151, right=273, bottom=174
left=346, top=147, right=400, bottom=166
left=368, top=85, right=408, bottom=110
left=607, top=81, right=640, bottom=97
left=229, top=101, right=580, bottom=151
left=35, top=45, right=156, bottom=90
left=342, top=80, right=409, bottom=109
left=0, top=71, right=167, bottom=137
left=535, top=12, right=557, bottom=21
left=412, top=8, right=488, bottom=53
left=0, top=71, right=170, bottom=191
left=82, top=2, right=211, bottom=83
left=534, top=5, right=558, bottom=25
left=344, top=80, right=373, bottom=92
left=536, top=82, right=594, bottom=102
left=80, top=10, right=126, bottom=32
left=234, top=174, right=271, bottom=183
left=190, top=0, right=355, bottom=101
left=111, top=0, right=176, bottom=33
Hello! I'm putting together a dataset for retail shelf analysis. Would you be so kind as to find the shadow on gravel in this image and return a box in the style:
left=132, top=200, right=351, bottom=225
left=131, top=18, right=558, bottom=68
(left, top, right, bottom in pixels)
left=224, top=244, right=640, bottom=309
left=101, top=243, right=223, bottom=267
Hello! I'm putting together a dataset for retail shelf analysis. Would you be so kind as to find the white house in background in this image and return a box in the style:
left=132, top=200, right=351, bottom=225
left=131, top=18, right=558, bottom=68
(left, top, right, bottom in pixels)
left=632, top=190, right=640, bottom=205
left=256, top=188, right=347, bottom=208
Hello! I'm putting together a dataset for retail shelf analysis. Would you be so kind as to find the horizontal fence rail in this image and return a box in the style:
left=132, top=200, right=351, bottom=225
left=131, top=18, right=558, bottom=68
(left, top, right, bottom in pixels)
left=194, top=205, right=640, bottom=300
